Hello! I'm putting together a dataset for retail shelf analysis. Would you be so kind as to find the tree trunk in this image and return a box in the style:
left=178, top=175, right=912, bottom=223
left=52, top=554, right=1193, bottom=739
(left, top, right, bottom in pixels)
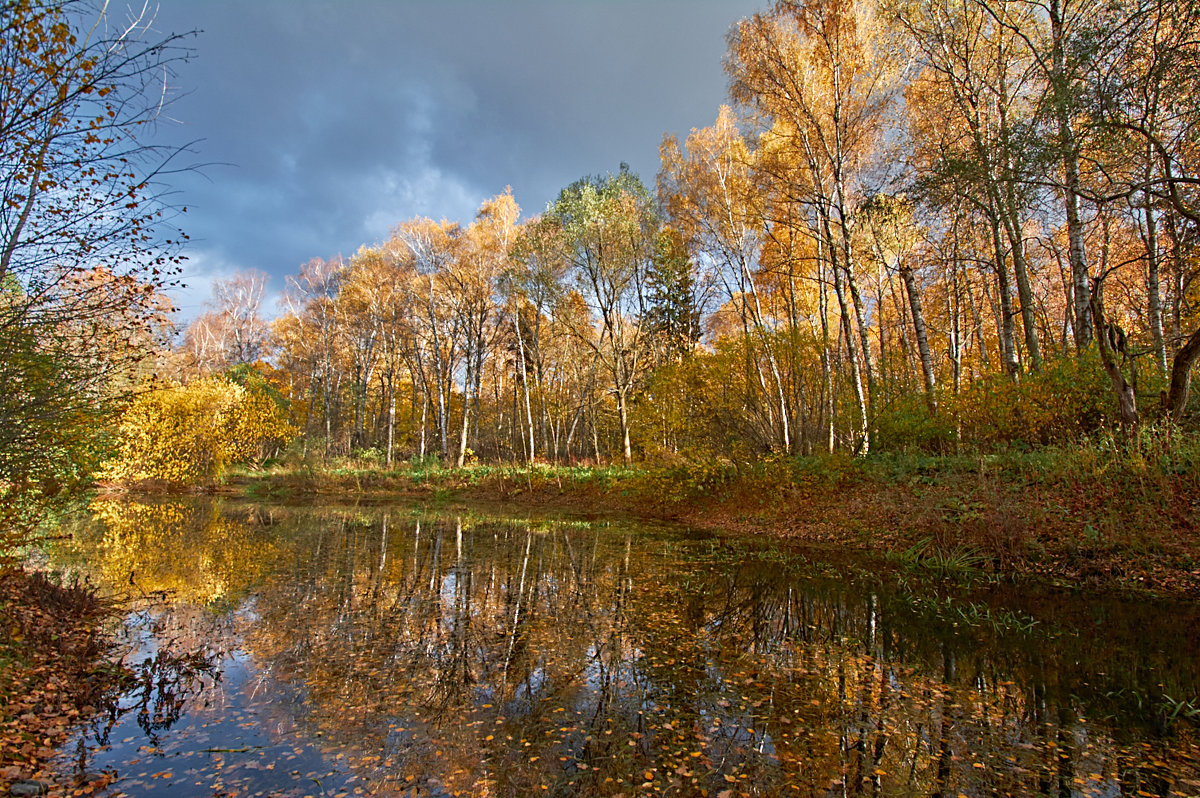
left=386, top=376, right=395, bottom=467
left=1143, top=182, right=1168, bottom=373
left=615, top=386, right=632, bottom=465
left=1165, top=327, right=1200, bottom=423
left=842, top=248, right=877, bottom=413
left=988, top=209, right=1021, bottom=376
left=740, top=263, right=791, bottom=453
left=948, top=279, right=962, bottom=396
left=514, top=312, right=536, bottom=464
left=1090, top=281, right=1139, bottom=429
left=900, top=264, right=938, bottom=412
left=1000, top=188, right=1042, bottom=372
left=961, top=261, right=989, bottom=372
left=1165, top=210, right=1185, bottom=353
left=456, top=366, right=470, bottom=468
left=885, top=263, right=917, bottom=386
left=1049, top=0, right=1092, bottom=351
left=819, top=256, right=835, bottom=454
left=828, top=224, right=869, bottom=454
left=419, top=398, right=427, bottom=459
left=833, top=159, right=876, bottom=416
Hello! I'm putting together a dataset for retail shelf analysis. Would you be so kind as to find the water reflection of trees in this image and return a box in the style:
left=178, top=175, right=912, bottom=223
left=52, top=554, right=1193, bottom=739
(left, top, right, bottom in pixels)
left=61, top=497, right=282, bottom=607
left=69, top=500, right=1200, bottom=796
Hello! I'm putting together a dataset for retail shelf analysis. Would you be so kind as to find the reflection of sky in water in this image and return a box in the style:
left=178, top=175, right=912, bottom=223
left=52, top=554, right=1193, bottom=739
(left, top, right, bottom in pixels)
left=49, top=501, right=1200, bottom=797
left=58, top=609, right=377, bottom=797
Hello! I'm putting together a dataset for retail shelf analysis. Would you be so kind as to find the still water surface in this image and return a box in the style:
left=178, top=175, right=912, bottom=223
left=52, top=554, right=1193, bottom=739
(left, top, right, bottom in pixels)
left=49, top=496, right=1200, bottom=797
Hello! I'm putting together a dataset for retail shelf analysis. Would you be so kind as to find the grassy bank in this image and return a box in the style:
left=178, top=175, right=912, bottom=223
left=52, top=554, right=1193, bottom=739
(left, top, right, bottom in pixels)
left=209, top=431, right=1200, bottom=598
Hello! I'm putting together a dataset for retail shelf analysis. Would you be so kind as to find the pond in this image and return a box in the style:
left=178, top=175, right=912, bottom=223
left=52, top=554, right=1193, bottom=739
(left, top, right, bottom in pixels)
left=46, top=495, right=1200, bottom=797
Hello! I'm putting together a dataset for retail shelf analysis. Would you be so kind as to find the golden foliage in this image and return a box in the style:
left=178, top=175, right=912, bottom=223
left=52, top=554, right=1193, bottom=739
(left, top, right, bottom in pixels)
left=101, top=375, right=295, bottom=483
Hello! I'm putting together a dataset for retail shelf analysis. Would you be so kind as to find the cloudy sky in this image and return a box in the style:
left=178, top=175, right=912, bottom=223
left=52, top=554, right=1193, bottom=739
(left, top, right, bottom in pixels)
left=138, top=0, right=763, bottom=318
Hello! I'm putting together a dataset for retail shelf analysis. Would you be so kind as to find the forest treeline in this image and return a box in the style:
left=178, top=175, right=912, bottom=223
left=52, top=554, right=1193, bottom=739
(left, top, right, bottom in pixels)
left=161, top=0, right=1200, bottom=471
left=3, top=0, right=1200, bottom=509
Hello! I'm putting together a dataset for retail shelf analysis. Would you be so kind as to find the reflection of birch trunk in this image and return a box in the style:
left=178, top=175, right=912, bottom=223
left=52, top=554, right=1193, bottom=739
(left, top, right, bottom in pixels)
left=371, top=512, right=389, bottom=611
left=411, top=519, right=422, bottom=591
left=1056, top=705, right=1075, bottom=797
left=932, top=644, right=956, bottom=798
left=430, top=526, right=442, bottom=595
left=623, top=534, right=632, bottom=599
left=503, top=531, right=534, bottom=676
left=560, top=530, right=581, bottom=594
left=868, top=662, right=890, bottom=797
left=867, top=593, right=876, bottom=650
left=337, top=519, right=355, bottom=627
left=450, top=518, right=474, bottom=687
left=590, top=534, right=632, bottom=722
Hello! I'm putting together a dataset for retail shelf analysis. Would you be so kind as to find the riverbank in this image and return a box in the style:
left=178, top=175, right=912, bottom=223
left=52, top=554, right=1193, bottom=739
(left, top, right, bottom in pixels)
left=0, top=569, right=122, bottom=795
left=206, top=442, right=1200, bottom=598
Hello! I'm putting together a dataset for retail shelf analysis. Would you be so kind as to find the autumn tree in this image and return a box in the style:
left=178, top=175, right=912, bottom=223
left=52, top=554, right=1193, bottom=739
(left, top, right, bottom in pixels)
left=276, top=256, right=347, bottom=449
left=660, top=107, right=796, bottom=453
left=212, top=271, right=269, bottom=365
left=862, top=194, right=939, bottom=411
left=173, top=0, right=1199, bottom=465
left=0, top=0, right=192, bottom=542
left=391, top=219, right=462, bottom=461
left=728, top=0, right=907, bottom=453
left=643, top=227, right=703, bottom=364
left=0, top=0, right=191, bottom=289
left=101, top=372, right=294, bottom=484
left=1083, top=0, right=1200, bottom=423
left=504, top=219, right=567, bottom=462
left=179, top=271, right=270, bottom=377
left=898, top=0, right=1049, bottom=376
left=446, top=191, right=520, bottom=466
left=545, top=166, right=659, bottom=464
left=341, top=245, right=416, bottom=465
left=337, top=258, right=383, bottom=451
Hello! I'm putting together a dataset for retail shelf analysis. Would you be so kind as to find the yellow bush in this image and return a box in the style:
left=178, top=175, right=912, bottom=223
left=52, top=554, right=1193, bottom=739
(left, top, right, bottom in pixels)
left=950, top=352, right=1117, bottom=447
left=101, top=375, right=295, bottom=483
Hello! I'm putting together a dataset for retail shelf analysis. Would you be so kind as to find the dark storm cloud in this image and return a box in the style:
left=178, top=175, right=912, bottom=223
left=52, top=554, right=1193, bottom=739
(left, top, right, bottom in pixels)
left=141, top=0, right=762, bottom=315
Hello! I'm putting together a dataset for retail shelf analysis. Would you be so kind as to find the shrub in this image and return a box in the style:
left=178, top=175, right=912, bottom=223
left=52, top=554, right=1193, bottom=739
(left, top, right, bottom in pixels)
left=950, top=352, right=1119, bottom=449
left=873, top=394, right=957, bottom=454
left=100, top=374, right=296, bottom=484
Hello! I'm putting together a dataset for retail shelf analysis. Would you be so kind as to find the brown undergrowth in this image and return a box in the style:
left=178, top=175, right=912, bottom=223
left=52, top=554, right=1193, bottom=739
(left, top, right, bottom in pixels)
left=659, top=463, right=1200, bottom=597
left=0, top=569, right=122, bottom=796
